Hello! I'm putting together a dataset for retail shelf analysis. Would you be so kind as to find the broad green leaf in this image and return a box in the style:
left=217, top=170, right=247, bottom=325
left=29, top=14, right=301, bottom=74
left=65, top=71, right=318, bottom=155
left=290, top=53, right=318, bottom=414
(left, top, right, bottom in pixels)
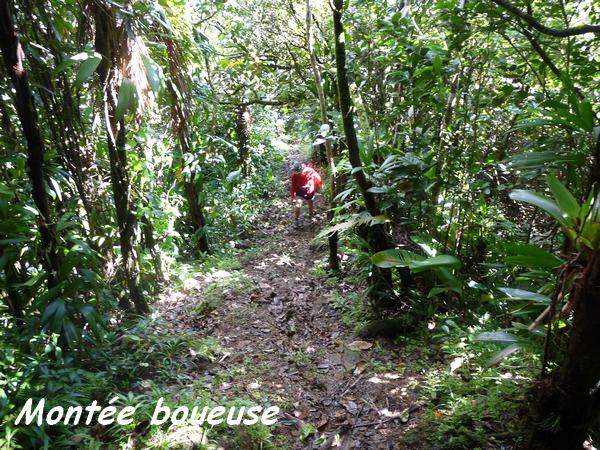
left=49, top=177, right=62, bottom=202
left=580, top=220, right=600, bottom=250
left=41, top=298, right=66, bottom=333
left=475, top=331, right=519, bottom=344
left=115, top=78, right=137, bottom=121
left=19, top=272, right=46, bottom=287
left=508, top=150, right=575, bottom=169
left=546, top=174, right=579, bottom=224
left=63, top=321, right=79, bottom=347
left=79, top=304, right=103, bottom=339
left=487, top=343, right=521, bottom=366
left=577, top=99, right=594, bottom=132
left=371, top=249, right=421, bottom=268
left=53, top=51, right=90, bottom=73
left=509, top=189, right=566, bottom=226
left=578, top=190, right=595, bottom=223
left=141, top=53, right=162, bottom=93
left=367, top=186, right=388, bottom=194
left=433, top=266, right=462, bottom=289
left=497, top=287, right=551, bottom=304
left=504, top=242, right=563, bottom=270
left=0, top=237, right=29, bottom=245
left=75, top=54, right=101, bottom=86
left=319, top=123, right=330, bottom=136
left=432, top=54, right=442, bottom=73
left=371, top=250, right=460, bottom=272
left=226, top=169, right=242, bottom=183
left=428, top=286, right=462, bottom=297
left=409, top=254, right=462, bottom=272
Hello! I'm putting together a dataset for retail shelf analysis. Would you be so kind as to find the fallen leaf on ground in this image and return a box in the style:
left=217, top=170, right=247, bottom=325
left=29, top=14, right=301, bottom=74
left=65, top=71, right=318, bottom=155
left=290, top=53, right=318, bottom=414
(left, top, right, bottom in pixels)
left=353, top=361, right=367, bottom=375
left=294, top=405, right=310, bottom=420
left=347, top=340, right=373, bottom=351
left=342, top=400, right=359, bottom=414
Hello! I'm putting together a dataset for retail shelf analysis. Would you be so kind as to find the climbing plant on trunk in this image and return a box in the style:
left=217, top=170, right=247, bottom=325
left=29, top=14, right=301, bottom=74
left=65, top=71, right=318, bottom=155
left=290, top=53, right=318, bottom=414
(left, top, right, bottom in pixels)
left=165, top=37, right=211, bottom=255
left=93, top=1, right=149, bottom=314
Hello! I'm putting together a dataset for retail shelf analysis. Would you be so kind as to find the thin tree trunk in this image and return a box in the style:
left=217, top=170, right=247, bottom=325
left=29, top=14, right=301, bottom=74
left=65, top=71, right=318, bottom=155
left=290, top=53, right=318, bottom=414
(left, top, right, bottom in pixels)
left=140, top=213, right=164, bottom=284
left=93, top=1, right=148, bottom=314
left=0, top=0, right=60, bottom=290
left=306, top=0, right=339, bottom=272
left=235, top=104, right=251, bottom=176
left=431, top=70, right=461, bottom=205
left=165, top=38, right=210, bottom=254
left=184, top=178, right=210, bottom=254
left=332, top=0, right=393, bottom=297
left=33, top=1, right=99, bottom=240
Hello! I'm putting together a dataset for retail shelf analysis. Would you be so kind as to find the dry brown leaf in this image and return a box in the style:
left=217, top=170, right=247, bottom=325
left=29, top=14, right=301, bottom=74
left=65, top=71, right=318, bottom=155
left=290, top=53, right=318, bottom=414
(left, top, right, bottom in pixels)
left=353, top=361, right=367, bottom=375
left=347, top=340, right=373, bottom=351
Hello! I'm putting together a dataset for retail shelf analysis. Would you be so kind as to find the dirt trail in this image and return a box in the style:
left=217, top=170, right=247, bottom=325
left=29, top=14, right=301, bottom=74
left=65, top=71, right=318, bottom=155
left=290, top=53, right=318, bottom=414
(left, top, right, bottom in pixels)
left=164, top=149, right=422, bottom=449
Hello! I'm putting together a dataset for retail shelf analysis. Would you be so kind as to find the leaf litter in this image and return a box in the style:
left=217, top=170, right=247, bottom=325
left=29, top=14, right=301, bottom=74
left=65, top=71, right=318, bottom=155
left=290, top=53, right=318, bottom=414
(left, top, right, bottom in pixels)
left=156, top=153, right=425, bottom=449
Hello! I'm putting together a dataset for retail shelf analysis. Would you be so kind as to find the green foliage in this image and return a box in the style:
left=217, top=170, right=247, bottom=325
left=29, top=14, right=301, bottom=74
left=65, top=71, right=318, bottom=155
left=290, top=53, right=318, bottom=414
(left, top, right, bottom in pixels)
left=511, top=175, right=600, bottom=251
left=406, top=315, right=538, bottom=449
left=1, top=0, right=599, bottom=446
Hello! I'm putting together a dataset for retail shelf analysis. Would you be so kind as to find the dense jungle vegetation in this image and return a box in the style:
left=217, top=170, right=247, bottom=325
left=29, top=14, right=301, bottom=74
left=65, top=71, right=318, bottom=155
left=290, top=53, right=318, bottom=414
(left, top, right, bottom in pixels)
left=1, top=0, right=599, bottom=448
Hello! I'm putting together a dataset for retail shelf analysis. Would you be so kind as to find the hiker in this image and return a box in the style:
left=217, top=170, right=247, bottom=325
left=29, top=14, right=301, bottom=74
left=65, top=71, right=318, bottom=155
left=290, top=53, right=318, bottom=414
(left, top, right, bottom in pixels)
left=290, top=162, right=322, bottom=227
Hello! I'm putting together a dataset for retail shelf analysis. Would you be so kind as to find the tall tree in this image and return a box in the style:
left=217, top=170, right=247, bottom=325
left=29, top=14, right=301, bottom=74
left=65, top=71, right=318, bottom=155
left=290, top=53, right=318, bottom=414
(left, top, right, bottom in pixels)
left=0, top=0, right=60, bottom=299
left=306, top=0, right=340, bottom=272
left=165, top=37, right=211, bottom=254
left=486, top=1, right=600, bottom=446
left=26, top=1, right=100, bottom=242
left=332, top=0, right=393, bottom=297
left=92, top=1, right=149, bottom=314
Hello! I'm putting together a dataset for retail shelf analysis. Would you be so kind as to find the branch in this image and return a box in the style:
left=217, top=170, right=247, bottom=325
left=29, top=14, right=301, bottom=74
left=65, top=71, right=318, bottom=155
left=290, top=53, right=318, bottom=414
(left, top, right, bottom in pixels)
left=219, top=98, right=289, bottom=107
left=516, top=26, right=585, bottom=99
left=490, top=0, right=600, bottom=37
left=519, top=28, right=562, bottom=77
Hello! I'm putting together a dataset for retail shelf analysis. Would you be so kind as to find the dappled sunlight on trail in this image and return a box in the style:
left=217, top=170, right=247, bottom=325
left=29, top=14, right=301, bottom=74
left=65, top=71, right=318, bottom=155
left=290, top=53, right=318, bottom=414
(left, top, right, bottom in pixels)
left=154, top=152, right=424, bottom=449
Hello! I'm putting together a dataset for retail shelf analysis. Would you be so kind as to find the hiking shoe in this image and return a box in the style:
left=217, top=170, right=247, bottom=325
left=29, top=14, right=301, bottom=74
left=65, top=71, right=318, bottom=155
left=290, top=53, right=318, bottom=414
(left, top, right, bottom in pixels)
left=294, top=218, right=300, bottom=228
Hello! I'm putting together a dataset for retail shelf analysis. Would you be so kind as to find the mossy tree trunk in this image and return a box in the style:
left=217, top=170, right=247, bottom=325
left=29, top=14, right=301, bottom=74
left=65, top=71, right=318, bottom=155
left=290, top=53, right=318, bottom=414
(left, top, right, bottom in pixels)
left=235, top=104, right=251, bottom=176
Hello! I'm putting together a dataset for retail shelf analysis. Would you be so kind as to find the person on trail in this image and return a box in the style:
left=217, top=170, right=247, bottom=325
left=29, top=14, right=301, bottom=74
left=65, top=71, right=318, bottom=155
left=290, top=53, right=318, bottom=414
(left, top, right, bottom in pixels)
left=290, top=161, right=322, bottom=227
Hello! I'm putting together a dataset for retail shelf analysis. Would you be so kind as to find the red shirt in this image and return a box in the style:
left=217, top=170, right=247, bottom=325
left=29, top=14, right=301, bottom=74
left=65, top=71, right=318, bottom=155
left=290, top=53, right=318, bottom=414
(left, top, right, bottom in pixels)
left=290, top=166, right=323, bottom=199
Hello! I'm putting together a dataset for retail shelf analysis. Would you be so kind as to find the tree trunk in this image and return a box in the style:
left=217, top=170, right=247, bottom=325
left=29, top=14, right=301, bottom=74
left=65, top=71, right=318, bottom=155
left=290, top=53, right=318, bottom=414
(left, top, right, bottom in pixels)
left=0, top=0, right=60, bottom=289
left=184, top=178, right=210, bottom=254
left=332, top=0, right=393, bottom=297
left=529, top=248, right=600, bottom=449
left=306, top=0, right=339, bottom=272
left=93, top=1, right=149, bottom=314
left=431, top=70, right=461, bottom=205
left=32, top=1, right=100, bottom=241
left=165, top=38, right=210, bottom=254
left=235, top=104, right=251, bottom=176
left=140, top=213, right=164, bottom=284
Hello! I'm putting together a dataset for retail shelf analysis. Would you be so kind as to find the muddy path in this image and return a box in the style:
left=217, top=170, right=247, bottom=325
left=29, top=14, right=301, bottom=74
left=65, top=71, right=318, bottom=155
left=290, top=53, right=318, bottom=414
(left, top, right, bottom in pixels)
left=160, top=151, right=423, bottom=449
